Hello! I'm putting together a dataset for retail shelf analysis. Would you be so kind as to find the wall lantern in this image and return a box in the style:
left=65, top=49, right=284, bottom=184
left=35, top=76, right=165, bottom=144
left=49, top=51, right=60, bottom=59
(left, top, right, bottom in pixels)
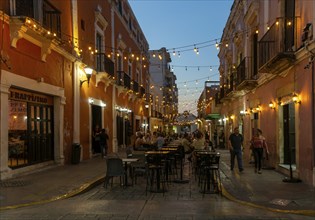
left=269, top=101, right=276, bottom=109
left=292, top=93, right=301, bottom=104
left=101, top=102, right=106, bottom=107
left=80, top=67, right=93, bottom=87
left=256, top=105, right=261, bottom=112
left=145, top=104, right=149, bottom=109
left=88, top=98, right=94, bottom=104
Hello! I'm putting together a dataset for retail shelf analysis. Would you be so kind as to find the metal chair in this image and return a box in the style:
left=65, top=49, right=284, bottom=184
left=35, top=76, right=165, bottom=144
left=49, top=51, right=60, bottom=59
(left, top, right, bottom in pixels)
left=145, top=153, right=167, bottom=195
left=199, top=153, right=221, bottom=195
left=130, top=153, right=147, bottom=185
left=103, top=157, right=125, bottom=188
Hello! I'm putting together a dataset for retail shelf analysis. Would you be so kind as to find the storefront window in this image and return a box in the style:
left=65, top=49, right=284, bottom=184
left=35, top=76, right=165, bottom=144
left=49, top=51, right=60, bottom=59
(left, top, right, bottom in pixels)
left=8, top=100, right=28, bottom=168
left=8, top=88, right=54, bottom=168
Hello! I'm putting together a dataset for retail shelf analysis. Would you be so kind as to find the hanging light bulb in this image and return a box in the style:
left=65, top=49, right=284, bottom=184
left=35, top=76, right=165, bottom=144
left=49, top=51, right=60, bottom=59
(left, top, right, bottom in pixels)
left=178, top=51, right=181, bottom=58
left=194, top=45, right=197, bottom=52
left=173, top=49, right=176, bottom=56
left=210, top=66, right=213, bottom=71
left=196, top=48, right=199, bottom=55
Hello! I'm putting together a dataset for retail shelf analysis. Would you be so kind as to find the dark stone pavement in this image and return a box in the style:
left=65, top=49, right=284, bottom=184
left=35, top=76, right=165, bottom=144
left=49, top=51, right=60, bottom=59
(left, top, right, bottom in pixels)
left=0, top=149, right=314, bottom=217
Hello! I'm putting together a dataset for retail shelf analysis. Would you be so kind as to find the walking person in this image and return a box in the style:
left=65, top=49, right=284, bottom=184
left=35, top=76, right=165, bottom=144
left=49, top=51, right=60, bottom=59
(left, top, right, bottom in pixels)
left=92, top=125, right=101, bottom=154
left=228, top=127, right=244, bottom=172
left=213, top=130, right=218, bottom=148
left=250, top=129, right=269, bottom=174
left=219, top=131, right=225, bottom=149
left=100, top=128, right=109, bottom=158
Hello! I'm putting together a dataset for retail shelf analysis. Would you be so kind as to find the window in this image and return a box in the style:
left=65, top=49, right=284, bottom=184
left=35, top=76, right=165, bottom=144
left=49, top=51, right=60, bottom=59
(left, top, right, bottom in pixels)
left=96, top=33, right=103, bottom=71
left=128, top=62, right=132, bottom=77
left=81, top=19, right=85, bottom=31
left=118, top=0, right=123, bottom=15
left=117, top=52, right=123, bottom=71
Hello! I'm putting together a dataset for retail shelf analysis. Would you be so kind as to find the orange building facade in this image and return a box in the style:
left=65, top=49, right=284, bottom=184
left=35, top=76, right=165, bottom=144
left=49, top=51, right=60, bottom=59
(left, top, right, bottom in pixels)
left=0, top=0, right=149, bottom=179
left=217, top=0, right=315, bottom=186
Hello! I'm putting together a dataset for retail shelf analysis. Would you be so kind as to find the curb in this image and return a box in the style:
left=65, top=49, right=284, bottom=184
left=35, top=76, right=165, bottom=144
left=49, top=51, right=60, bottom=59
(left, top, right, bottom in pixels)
left=1, top=173, right=314, bottom=217
left=220, top=182, right=315, bottom=217
left=0, top=175, right=105, bottom=211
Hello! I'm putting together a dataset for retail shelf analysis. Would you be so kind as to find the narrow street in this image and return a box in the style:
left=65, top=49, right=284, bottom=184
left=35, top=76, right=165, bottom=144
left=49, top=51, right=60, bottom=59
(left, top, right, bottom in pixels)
left=1, top=155, right=312, bottom=220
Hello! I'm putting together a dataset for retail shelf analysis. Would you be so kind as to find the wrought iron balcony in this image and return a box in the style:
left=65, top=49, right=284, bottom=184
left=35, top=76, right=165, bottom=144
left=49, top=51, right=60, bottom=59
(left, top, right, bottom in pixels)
left=140, top=87, right=146, bottom=98
left=116, top=71, right=131, bottom=89
left=258, top=18, right=298, bottom=74
left=236, top=57, right=258, bottom=90
left=95, top=53, right=115, bottom=77
left=13, top=0, right=61, bottom=38
left=215, top=92, right=221, bottom=105
left=225, top=72, right=235, bottom=96
left=133, top=81, right=139, bottom=93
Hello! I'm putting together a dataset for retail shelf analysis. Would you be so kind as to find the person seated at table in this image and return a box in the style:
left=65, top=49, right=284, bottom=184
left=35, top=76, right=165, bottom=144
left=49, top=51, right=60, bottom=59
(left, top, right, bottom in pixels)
left=134, top=132, right=147, bottom=151
left=150, top=131, right=158, bottom=149
left=191, top=130, right=206, bottom=150
left=142, top=132, right=153, bottom=150
left=143, top=132, right=151, bottom=144
left=181, top=133, right=193, bottom=154
left=156, top=132, right=165, bottom=149
left=181, top=133, right=194, bottom=162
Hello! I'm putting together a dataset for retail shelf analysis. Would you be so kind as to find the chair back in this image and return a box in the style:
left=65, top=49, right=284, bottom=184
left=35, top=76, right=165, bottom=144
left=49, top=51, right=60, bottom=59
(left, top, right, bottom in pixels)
left=131, top=153, right=146, bottom=168
left=106, top=158, right=124, bottom=177
left=198, top=153, right=220, bottom=167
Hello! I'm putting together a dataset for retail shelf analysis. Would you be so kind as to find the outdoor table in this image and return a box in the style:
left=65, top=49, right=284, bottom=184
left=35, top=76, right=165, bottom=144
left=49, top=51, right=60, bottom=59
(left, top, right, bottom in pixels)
left=195, top=151, right=220, bottom=194
left=161, top=147, right=178, bottom=179
left=145, top=151, right=169, bottom=192
left=122, top=158, right=139, bottom=187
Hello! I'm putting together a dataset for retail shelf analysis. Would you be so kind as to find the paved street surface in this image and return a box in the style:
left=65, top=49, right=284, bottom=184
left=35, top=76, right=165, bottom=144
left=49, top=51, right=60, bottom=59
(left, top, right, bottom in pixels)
left=0, top=149, right=314, bottom=220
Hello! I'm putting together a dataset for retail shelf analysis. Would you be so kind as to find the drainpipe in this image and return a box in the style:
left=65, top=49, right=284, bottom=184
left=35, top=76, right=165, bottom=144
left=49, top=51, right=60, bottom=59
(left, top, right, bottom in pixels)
left=312, top=59, right=315, bottom=175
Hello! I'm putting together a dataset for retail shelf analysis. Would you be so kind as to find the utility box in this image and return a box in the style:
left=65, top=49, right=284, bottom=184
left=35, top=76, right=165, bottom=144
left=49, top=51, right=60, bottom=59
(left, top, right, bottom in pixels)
left=71, top=143, right=81, bottom=164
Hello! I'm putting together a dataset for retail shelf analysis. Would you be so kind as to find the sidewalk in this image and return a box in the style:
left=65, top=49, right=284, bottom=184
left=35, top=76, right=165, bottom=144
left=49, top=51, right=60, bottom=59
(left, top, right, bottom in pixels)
left=0, top=156, right=106, bottom=209
left=218, top=150, right=315, bottom=216
left=0, top=149, right=314, bottom=216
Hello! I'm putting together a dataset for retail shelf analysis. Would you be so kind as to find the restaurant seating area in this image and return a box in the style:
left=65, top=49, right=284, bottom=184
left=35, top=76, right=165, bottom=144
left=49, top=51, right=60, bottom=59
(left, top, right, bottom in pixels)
left=103, top=141, right=222, bottom=196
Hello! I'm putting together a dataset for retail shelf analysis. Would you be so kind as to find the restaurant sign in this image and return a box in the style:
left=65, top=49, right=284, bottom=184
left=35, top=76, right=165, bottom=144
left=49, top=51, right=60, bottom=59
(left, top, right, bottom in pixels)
left=9, top=88, right=53, bottom=105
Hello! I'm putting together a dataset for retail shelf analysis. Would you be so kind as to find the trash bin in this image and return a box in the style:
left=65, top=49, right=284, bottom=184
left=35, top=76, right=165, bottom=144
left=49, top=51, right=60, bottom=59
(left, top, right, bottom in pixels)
left=72, top=143, right=81, bottom=164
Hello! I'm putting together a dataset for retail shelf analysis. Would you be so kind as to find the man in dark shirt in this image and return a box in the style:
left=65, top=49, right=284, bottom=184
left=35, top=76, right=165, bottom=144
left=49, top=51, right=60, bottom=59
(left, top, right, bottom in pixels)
left=228, top=127, right=244, bottom=172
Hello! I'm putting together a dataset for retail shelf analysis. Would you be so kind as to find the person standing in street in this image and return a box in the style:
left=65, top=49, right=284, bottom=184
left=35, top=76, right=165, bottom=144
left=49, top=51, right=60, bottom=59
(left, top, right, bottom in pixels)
left=228, top=127, right=244, bottom=172
left=92, top=125, right=101, bottom=154
left=100, top=128, right=109, bottom=158
left=250, top=129, right=269, bottom=174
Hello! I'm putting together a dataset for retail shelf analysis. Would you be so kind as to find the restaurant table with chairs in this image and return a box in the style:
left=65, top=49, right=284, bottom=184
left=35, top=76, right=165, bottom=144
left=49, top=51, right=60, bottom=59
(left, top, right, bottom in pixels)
left=145, top=150, right=170, bottom=193
left=121, top=158, right=139, bottom=187
left=194, top=150, right=221, bottom=195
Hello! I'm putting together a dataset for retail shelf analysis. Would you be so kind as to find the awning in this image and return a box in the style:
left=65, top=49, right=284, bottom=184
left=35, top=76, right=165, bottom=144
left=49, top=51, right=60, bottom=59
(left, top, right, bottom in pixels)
left=205, top=113, right=221, bottom=120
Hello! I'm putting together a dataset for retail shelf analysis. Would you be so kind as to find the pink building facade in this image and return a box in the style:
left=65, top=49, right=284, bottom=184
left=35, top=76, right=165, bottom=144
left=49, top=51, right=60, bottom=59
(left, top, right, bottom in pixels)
left=218, top=0, right=315, bottom=186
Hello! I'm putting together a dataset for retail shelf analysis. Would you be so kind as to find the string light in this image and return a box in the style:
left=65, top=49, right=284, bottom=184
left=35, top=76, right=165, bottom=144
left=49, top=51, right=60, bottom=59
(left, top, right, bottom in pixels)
left=22, top=16, right=291, bottom=61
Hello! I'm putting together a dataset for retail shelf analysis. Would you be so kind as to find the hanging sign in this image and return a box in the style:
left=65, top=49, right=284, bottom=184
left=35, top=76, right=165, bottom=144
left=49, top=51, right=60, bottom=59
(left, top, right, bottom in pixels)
left=9, top=88, right=53, bottom=105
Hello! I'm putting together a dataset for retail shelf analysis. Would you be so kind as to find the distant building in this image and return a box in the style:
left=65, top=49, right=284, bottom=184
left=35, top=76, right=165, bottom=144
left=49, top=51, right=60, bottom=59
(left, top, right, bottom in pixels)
left=149, top=48, right=178, bottom=133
